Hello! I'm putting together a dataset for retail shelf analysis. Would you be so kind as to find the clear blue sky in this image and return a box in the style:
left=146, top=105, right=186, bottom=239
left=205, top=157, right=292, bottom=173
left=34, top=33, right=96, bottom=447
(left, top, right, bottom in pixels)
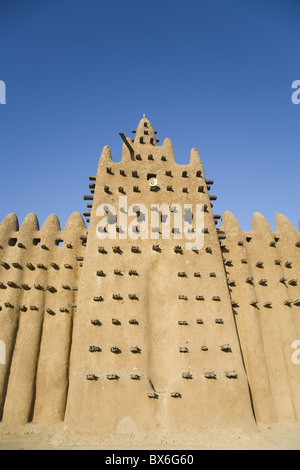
left=0, top=0, right=299, bottom=232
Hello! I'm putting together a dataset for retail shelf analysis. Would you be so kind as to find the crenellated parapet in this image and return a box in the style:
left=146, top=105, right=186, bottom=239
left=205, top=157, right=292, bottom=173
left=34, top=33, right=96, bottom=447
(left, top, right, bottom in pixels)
left=221, top=211, right=300, bottom=424
left=0, top=212, right=86, bottom=423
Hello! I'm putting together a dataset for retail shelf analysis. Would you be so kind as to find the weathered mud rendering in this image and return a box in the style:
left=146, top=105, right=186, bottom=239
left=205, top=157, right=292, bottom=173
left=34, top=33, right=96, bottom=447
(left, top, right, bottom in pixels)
left=0, top=117, right=299, bottom=435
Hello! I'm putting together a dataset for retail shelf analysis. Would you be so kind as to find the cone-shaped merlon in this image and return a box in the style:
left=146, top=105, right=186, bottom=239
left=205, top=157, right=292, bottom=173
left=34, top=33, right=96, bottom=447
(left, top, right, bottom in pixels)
left=0, top=213, right=19, bottom=233
left=99, top=145, right=113, bottom=166
left=189, top=148, right=202, bottom=168
left=221, top=211, right=241, bottom=235
left=275, top=213, right=297, bottom=238
left=161, top=138, right=175, bottom=161
left=251, top=212, right=273, bottom=235
left=64, top=212, right=86, bottom=232
left=40, top=214, right=61, bottom=233
left=20, top=213, right=39, bottom=233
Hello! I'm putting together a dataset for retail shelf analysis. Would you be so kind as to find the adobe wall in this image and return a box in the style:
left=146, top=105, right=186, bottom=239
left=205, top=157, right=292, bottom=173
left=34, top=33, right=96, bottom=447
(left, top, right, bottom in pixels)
left=0, top=212, right=86, bottom=423
left=0, top=117, right=298, bottom=433
left=64, top=117, right=256, bottom=432
left=221, top=211, right=300, bottom=424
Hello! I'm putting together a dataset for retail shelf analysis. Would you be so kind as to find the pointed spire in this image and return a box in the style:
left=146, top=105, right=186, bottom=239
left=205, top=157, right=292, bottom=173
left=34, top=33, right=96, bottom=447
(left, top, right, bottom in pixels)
left=133, top=115, right=157, bottom=146
left=189, top=148, right=202, bottom=167
left=97, top=145, right=114, bottom=178
left=98, top=145, right=113, bottom=168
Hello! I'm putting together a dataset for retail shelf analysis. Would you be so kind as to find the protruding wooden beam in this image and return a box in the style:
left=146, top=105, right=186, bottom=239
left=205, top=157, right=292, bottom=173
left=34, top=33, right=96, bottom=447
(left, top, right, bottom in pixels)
left=119, top=132, right=135, bottom=160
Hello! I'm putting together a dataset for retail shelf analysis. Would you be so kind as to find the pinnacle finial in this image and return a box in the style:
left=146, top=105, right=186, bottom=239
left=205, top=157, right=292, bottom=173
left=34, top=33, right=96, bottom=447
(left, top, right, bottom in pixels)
left=134, top=115, right=157, bottom=146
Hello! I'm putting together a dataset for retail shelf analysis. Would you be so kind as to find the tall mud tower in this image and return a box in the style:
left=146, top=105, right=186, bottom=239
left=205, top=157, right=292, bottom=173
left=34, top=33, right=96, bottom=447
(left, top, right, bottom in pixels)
left=65, top=116, right=256, bottom=432
left=0, top=116, right=299, bottom=433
